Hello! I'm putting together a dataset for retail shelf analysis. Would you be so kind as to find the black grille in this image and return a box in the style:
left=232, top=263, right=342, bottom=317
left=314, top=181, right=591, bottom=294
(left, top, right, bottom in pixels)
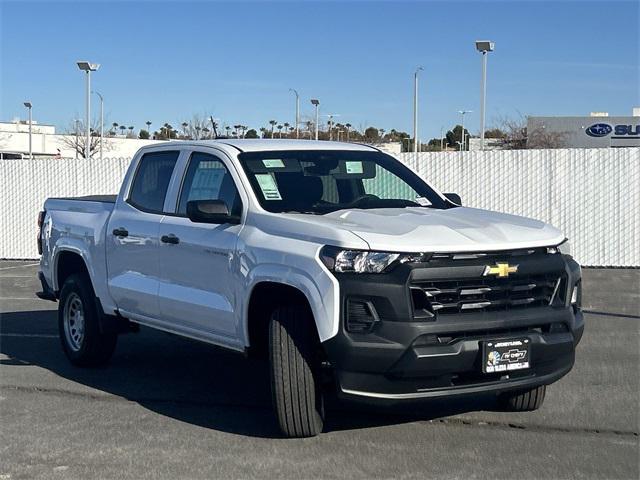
left=411, top=274, right=563, bottom=315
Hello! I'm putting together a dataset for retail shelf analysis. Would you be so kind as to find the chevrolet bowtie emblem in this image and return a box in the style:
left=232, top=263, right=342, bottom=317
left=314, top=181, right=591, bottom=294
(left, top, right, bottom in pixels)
left=483, top=263, right=518, bottom=278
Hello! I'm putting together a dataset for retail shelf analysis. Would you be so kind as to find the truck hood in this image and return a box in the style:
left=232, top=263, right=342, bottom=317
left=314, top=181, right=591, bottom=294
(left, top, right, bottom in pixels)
left=315, top=206, right=565, bottom=252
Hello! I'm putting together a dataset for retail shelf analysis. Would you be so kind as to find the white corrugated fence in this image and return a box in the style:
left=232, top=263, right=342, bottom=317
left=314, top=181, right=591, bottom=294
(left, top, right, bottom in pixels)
left=1, top=148, right=638, bottom=266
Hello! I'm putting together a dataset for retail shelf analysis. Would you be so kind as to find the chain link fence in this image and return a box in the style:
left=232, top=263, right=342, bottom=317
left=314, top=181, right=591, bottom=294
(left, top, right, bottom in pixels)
left=1, top=148, right=638, bottom=265
left=398, top=148, right=639, bottom=267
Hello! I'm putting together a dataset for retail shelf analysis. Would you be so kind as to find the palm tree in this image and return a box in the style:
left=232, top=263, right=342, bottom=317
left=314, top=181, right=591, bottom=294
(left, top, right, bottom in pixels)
left=181, top=122, right=189, bottom=138
left=289, top=126, right=295, bottom=136
left=269, top=120, right=277, bottom=137
left=277, top=124, right=283, bottom=138
left=194, top=125, right=201, bottom=140
left=128, top=126, right=134, bottom=138
left=241, top=125, right=247, bottom=138
left=225, top=125, right=231, bottom=137
left=283, top=122, right=290, bottom=138
left=202, top=127, right=210, bottom=139
left=111, top=122, right=119, bottom=136
left=259, top=127, right=266, bottom=138
left=145, top=121, right=152, bottom=134
left=379, top=128, right=386, bottom=142
left=119, top=125, right=126, bottom=136
left=345, top=123, right=352, bottom=141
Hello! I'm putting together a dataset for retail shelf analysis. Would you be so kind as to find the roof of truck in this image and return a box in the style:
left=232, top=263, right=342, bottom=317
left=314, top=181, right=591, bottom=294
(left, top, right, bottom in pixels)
left=158, top=139, right=378, bottom=153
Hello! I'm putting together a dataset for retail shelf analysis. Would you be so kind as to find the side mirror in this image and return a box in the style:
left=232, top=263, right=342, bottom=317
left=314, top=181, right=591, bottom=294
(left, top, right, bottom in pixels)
left=444, top=193, right=462, bottom=205
left=186, top=200, right=240, bottom=224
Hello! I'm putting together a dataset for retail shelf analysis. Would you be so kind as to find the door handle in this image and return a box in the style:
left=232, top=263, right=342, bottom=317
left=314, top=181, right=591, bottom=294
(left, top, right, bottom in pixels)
left=161, top=234, right=180, bottom=245
left=112, top=227, right=129, bottom=238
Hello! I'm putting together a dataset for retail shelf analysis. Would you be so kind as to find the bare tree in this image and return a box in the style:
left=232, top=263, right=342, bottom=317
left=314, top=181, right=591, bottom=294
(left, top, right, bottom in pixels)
left=492, top=113, right=527, bottom=150
left=527, top=126, right=569, bottom=149
left=492, top=113, right=568, bottom=150
left=181, top=114, right=216, bottom=140
left=60, top=120, right=112, bottom=159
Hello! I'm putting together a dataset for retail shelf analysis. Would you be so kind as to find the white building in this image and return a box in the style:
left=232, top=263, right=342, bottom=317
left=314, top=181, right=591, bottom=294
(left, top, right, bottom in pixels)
left=0, top=120, right=161, bottom=159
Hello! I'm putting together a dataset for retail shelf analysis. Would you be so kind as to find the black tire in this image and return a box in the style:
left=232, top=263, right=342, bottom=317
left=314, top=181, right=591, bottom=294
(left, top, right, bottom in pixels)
left=58, top=273, right=117, bottom=367
left=498, top=385, right=546, bottom=411
left=269, top=304, right=324, bottom=438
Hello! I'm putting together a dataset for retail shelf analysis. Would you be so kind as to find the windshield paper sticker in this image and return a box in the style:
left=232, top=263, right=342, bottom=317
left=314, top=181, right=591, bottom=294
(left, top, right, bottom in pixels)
left=255, top=173, right=282, bottom=200
left=345, top=161, right=363, bottom=174
left=262, top=159, right=285, bottom=168
left=415, top=197, right=431, bottom=206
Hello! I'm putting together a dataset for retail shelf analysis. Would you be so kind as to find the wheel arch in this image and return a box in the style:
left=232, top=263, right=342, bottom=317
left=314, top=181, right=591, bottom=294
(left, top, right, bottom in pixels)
left=246, top=281, right=318, bottom=357
left=53, top=248, right=93, bottom=294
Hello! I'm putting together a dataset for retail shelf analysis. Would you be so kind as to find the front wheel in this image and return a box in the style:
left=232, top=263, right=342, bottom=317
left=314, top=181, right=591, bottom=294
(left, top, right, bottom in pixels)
left=58, top=273, right=117, bottom=367
left=498, top=385, right=546, bottom=411
left=269, top=304, right=324, bottom=437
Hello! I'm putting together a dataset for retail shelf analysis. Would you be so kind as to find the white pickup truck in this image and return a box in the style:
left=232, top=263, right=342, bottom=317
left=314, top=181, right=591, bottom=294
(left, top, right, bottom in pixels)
left=38, top=140, right=583, bottom=437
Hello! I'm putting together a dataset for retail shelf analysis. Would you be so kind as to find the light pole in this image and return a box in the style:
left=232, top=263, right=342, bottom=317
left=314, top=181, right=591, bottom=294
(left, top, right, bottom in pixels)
left=290, top=88, right=300, bottom=139
left=413, top=66, right=423, bottom=155
left=311, top=99, right=320, bottom=140
left=475, top=40, right=495, bottom=151
left=440, top=126, right=444, bottom=151
left=92, top=91, right=104, bottom=161
left=458, top=110, right=472, bottom=151
left=23, top=102, right=32, bottom=160
left=77, top=61, right=100, bottom=159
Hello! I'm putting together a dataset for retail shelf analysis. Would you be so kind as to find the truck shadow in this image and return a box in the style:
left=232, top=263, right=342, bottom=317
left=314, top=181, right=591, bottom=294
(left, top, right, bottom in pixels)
left=1, top=309, right=496, bottom=439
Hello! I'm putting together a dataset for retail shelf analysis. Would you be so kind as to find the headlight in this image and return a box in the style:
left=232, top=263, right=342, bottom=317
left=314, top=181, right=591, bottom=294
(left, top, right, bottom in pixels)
left=547, top=239, right=571, bottom=256
left=320, top=246, right=429, bottom=274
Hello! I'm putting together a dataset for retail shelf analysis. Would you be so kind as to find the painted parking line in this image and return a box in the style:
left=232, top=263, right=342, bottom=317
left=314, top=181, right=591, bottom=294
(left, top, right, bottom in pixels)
left=0, top=263, right=39, bottom=271
left=0, top=297, right=43, bottom=300
left=0, top=333, right=58, bottom=338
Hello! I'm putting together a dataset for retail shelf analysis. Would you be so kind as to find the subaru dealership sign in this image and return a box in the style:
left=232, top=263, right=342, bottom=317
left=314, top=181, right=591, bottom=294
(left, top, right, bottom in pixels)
left=528, top=116, right=640, bottom=148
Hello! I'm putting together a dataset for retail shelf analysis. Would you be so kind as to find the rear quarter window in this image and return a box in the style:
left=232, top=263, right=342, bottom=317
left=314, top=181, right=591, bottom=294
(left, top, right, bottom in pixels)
left=128, top=151, right=180, bottom=213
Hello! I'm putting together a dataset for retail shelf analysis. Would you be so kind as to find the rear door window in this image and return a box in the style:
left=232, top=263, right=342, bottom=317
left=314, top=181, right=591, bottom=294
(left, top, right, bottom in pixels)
left=128, top=151, right=180, bottom=213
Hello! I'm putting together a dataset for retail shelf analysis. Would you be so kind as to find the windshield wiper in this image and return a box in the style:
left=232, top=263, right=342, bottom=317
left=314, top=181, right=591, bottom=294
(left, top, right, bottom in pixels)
left=282, top=210, right=322, bottom=215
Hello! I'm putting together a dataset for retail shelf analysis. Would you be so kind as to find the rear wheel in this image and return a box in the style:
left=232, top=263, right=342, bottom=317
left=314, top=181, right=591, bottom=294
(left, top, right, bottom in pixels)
left=58, top=273, right=117, bottom=366
left=498, top=385, right=546, bottom=411
left=269, top=304, right=324, bottom=437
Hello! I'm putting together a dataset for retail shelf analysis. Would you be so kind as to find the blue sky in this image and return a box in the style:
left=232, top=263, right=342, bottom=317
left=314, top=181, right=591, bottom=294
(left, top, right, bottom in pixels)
left=1, top=0, right=638, bottom=139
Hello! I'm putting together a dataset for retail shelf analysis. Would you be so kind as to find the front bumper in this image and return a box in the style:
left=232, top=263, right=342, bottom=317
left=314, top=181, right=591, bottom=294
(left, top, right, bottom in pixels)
left=322, top=252, right=584, bottom=401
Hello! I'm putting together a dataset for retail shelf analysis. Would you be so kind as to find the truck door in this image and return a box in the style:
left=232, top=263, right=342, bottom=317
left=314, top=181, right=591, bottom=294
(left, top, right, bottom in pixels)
left=156, top=150, right=244, bottom=340
left=106, top=150, right=180, bottom=320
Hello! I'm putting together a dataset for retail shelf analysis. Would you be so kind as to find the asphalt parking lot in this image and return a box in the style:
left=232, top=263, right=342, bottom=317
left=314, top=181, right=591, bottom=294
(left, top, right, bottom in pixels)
left=0, top=261, right=638, bottom=479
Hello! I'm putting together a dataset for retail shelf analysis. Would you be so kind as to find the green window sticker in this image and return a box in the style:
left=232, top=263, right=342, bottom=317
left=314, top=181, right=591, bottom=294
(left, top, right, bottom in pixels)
left=345, top=161, right=363, bottom=174
left=255, top=173, right=282, bottom=200
left=262, top=159, right=285, bottom=168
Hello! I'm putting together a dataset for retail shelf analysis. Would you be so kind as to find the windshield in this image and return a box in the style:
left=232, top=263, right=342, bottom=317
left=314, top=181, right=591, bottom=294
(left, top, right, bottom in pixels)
left=238, top=150, right=449, bottom=214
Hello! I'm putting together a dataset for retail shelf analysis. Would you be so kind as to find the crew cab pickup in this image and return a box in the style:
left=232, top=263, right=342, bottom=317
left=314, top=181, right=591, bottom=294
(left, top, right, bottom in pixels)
left=38, top=140, right=584, bottom=437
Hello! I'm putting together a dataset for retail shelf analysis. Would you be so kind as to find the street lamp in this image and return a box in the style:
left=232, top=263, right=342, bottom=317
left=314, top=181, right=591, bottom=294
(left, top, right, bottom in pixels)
left=311, top=99, right=320, bottom=140
left=475, top=40, right=495, bottom=151
left=92, top=91, right=104, bottom=161
left=413, top=66, right=423, bottom=155
left=76, top=61, right=100, bottom=159
left=23, top=102, right=32, bottom=160
left=458, top=110, right=473, bottom=151
left=289, top=88, right=300, bottom=139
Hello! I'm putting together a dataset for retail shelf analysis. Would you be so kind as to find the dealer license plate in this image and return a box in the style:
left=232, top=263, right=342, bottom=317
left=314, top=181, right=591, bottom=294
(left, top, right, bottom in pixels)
left=482, top=338, right=531, bottom=373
